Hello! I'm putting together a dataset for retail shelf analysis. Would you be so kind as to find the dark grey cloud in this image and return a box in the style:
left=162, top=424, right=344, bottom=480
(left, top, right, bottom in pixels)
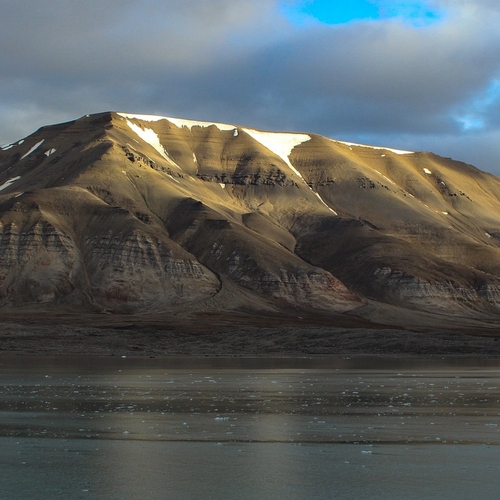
left=1, top=0, right=500, bottom=174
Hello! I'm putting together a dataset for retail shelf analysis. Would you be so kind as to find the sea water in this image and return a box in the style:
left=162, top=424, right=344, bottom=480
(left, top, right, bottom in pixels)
left=1, top=356, right=500, bottom=499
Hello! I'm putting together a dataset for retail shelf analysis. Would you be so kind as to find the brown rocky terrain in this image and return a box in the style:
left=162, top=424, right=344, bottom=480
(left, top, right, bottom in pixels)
left=1, top=111, right=500, bottom=347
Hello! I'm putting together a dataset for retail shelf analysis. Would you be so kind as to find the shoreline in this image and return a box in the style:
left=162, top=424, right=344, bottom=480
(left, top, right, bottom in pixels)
left=2, top=321, right=500, bottom=357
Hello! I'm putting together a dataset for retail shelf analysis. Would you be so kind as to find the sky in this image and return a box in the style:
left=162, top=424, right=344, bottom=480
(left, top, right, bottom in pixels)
left=1, top=0, right=500, bottom=174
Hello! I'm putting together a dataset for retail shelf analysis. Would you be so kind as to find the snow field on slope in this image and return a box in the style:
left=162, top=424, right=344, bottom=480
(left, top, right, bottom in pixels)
left=117, top=113, right=235, bottom=132
left=241, top=128, right=311, bottom=177
left=125, top=120, right=180, bottom=169
left=20, top=140, right=45, bottom=160
left=0, top=176, right=21, bottom=192
left=242, top=128, right=337, bottom=215
left=336, top=140, right=413, bottom=155
left=119, top=113, right=337, bottom=215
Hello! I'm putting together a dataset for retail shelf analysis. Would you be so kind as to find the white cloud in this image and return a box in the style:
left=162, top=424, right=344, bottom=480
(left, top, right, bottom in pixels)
left=1, top=0, right=500, bottom=174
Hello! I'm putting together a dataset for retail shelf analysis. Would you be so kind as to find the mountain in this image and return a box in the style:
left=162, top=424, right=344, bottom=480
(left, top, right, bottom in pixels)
left=1, top=111, right=500, bottom=330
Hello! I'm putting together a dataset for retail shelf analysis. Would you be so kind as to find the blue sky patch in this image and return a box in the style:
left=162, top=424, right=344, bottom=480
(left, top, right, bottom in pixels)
left=282, top=0, right=444, bottom=26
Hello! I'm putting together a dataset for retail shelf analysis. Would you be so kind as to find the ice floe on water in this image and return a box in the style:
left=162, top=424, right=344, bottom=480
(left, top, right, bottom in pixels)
left=4, top=358, right=500, bottom=499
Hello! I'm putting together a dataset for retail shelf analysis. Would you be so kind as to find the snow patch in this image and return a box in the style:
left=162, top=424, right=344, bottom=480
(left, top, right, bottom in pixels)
left=242, top=128, right=310, bottom=178
left=168, top=174, right=180, bottom=184
left=20, top=140, right=44, bottom=159
left=2, top=140, right=24, bottom=149
left=485, top=232, right=492, bottom=238
left=220, top=183, right=226, bottom=189
left=313, top=191, right=337, bottom=215
left=373, top=169, right=395, bottom=185
left=44, top=148, right=56, bottom=157
left=0, top=176, right=21, bottom=192
left=192, top=153, right=197, bottom=163
left=117, top=112, right=235, bottom=132
left=336, top=139, right=413, bottom=155
left=118, top=112, right=167, bottom=122
left=126, top=143, right=156, bottom=166
left=233, top=129, right=239, bottom=137
left=168, top=117, right=235, bottom=132
left=124, top=120, right=180, bottom=169
left=242, top=128, right=337, bottom=215
left=423, top=168, right=432, bottom=175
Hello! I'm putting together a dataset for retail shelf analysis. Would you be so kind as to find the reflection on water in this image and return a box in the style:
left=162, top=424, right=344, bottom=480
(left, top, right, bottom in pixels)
left=1, top=356, right=500, bottom=499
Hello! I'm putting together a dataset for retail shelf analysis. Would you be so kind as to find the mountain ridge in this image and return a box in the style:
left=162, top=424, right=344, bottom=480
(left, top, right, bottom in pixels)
left=1, top=111, right=500, bottom=331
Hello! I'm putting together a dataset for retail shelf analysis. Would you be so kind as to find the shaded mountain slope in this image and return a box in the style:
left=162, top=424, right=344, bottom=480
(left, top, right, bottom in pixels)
left=1, top=111, right=500, bottom=327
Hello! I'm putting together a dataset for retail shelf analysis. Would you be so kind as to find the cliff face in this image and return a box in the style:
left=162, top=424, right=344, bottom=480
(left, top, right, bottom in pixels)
left=1, top=111, right=500, bottom=322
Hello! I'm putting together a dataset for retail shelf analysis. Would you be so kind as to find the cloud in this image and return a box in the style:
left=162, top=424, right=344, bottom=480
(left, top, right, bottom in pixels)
left=1, top=0, right=500, bottom=174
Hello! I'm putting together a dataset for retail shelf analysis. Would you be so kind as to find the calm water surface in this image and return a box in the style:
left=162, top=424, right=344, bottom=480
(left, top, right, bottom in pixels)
left=1, top=356, right=500, bottom=499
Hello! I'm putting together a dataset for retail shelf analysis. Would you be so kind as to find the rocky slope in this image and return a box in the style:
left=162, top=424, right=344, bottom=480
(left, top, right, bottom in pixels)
left=1, top=111, right=500, bottom=327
